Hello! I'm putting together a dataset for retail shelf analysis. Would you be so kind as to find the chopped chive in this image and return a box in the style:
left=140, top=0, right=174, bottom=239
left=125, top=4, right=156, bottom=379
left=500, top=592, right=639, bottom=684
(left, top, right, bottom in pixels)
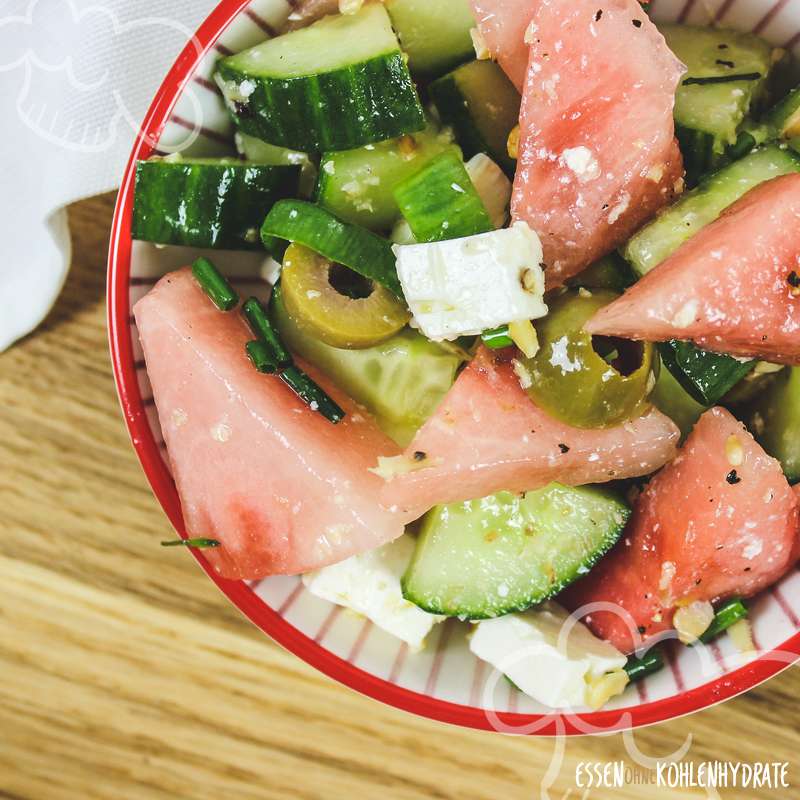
left=481, top=326, right=514, bottom=349
left=161, top=538, right=221, bottom=549
left=624, top=647, right=664, bottom=682
left=242, top=297, right=292, bottom=367
left=694, top=598, right=748, bottom=645
left=280, top=365, right=345, bottom=424
left=191, top=257, right=239, bottom=311
left=726, top=130, right=757, bottom=161
left=246, top=340, right=278, bottom=374
left=682, top=72, right=761, bottom=86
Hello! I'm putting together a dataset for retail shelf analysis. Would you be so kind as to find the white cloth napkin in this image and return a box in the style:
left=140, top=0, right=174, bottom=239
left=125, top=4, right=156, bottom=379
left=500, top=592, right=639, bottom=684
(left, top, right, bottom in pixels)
left=0, top=0, right=213, bottom=351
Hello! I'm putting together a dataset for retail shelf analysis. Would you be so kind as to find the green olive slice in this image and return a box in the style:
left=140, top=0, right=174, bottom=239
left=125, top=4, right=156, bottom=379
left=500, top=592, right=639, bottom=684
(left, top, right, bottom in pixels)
left=518, top=289, right=656, bottom=429
left=280, top=243, right=410, bottom=349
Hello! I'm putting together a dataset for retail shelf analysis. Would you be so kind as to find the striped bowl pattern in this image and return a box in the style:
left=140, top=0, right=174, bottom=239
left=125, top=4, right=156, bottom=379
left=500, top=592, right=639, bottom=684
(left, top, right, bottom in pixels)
left=108, top=0, right=800, bottom=734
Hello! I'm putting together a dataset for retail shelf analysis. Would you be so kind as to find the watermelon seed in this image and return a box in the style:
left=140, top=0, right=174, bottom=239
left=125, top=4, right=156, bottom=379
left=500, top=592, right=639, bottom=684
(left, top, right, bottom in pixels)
left=632, top=19, right=642, bottom=28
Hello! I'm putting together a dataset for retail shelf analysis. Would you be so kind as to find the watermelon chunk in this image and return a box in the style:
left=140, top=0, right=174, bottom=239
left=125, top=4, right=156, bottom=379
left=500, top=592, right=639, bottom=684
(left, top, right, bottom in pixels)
left=134, top=268, right=415, bottom=580
left=470, top=0, right=532, bottom=90
left=511, top=0, right=685, bottom=287
left=587, top=174, right=800, bottom=365
left=379, top=348, right=680, bottom=513
left=562, top=407, right=800, bottom=653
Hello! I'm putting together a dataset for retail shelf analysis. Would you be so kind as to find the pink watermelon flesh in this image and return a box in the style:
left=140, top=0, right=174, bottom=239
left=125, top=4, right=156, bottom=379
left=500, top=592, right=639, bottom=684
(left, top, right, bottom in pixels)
left=511, top=0, right=684, bottom=288
left=587, top=174, right=800, bottom=364
left=134, top=268, right=414, bottom=580
left=380, top=347, right=680, bottom=513
left=562, top=407, right=800, bottom=653
left=470, top=0, right=533, bottom=90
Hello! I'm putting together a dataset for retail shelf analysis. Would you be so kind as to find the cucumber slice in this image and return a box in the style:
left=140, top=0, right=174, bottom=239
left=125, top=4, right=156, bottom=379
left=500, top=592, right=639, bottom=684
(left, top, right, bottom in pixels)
left=215, top=4, right=425, bottom=152
left=271, top=285, right=462, bottom=446
left=744, top=367, right=800, bottom=482
left=402, top=484, right=630, bottom=619
left=393, top=151, right=493, bottom=242
left=235, top=131, right=317, bottom=196
left=384, top=0, right=475, bottom=78
left=132, top=156, right=300, bottom=250
left=650, top=360, right=706, bottom=439
left=661, top=25, right=773, bottom=166
left=316, top=124, right=459, bottom=231
left=658, top=341, right=755, bottom=407
left=623, top=145, right=800, bottom=278
left=261, top=200, right=402, bottom=297
left=430, top=60, right=521, bottom=175
left=765, top=83, right=800, bottom=139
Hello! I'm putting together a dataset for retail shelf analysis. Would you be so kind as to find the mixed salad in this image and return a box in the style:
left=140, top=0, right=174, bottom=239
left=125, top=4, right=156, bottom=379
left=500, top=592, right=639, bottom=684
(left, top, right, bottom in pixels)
left=131, top=0, right=800, bottom=710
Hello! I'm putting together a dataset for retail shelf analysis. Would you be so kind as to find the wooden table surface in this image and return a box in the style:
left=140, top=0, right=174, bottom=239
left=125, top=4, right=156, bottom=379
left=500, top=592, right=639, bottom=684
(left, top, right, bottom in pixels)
left=2, top=194, right=800, bottom=800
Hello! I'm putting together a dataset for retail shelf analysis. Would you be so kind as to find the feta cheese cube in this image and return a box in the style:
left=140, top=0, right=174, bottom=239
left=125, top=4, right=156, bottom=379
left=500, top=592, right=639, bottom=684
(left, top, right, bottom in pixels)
left=394, top=222, right=548, bottom=341
left=303, top=536, right=443, bottom=651
left=469, top=602, right=628, bottom=709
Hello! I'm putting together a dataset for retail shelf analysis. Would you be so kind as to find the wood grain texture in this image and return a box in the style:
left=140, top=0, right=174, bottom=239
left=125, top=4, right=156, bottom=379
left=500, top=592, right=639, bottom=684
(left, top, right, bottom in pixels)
left=1, top=193, right=800, bottom=800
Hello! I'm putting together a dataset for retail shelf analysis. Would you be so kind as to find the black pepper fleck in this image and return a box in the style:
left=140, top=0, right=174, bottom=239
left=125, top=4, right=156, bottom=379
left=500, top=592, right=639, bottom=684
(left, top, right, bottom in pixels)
left=413, top=451, right=427, bottom=462
left=718, top=43, right=729, bottom=50
left=558, top=443, right=570, bottom=453
left=637, top=625, right=647, bottom=634
left=787, top=270, right=800, bottom=288
left=632, top=18, right=642, bottom=27
left=595, top=9, right=602, bottom=21
left=726, top=469, right=742, bottom=485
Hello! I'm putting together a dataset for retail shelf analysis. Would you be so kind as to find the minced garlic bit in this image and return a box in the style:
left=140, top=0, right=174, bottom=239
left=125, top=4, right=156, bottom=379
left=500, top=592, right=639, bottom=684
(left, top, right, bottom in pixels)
left=753, top=361, right=785, bottom=376
left=585, top=669, right=629, bottom=710
left=674, top=600, right=715, bottom=645
left=728, top=618, right=756, bottom=655
left=369, top=454, right=440, bottom=481
left=470, top=27, right=490, bottom=60
left=725, top=434, right=744, bottom=467
left=507, top=125, right=520, bottom=160
left=338, top=0, right=363, bottom=14
left=512, top=358, right=533, bottom=389
left=509, top=319, right=540, bottom=358
left=397, top=134, right=418, bottom=160
left=524, top=19, right=538, bottom=45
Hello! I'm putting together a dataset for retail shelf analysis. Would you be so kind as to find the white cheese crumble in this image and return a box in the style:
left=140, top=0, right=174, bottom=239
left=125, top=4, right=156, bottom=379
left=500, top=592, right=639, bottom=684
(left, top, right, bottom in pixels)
left=469, top=603, right=628, bottom=709
left=393, top=222, right=548, bottom=341
left=560, top=146, right=601, bottom=183
left=303, top=536, right=443, bottom=650
left=671, top=298, right=699, bottom=329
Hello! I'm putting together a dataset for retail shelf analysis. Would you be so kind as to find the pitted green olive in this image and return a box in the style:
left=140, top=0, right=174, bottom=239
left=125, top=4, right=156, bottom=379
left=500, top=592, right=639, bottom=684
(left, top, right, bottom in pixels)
left=518, top=289, right=656, bottom=428
left=280, top=243, right=410, bottom=349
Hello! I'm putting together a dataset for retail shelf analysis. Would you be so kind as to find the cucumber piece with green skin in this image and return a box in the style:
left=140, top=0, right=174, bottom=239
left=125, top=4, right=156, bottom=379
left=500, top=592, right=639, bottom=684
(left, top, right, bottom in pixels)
left=430, top=60, right=521, bottom=176
left=215, top=4, right=425, bottom=152
left=316, top=125, right=460, bottom=231
left=661, top=25, right=774, bottom=158
left=623, top=145, right=800, bottom=278
left=658, top=341, right=755, bottom=407
left=393, top=151, right=493, bottom=243
left=235, top=131, right=317, bottom=197
left=743, top=367, right=800, bottom=482
left=384, top=0, right=475, bottom=78
left=132, top=157, right=300, bottom=250
left=261, top=200, right=403, bottom=297
left=402, top=484, right=630, bottom=619
left=271, top=285, right=462, bottom=446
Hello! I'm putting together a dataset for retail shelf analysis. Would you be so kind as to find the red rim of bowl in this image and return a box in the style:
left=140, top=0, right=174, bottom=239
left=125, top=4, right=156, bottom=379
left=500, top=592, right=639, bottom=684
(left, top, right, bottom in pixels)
left=107, top=0, right=800, bottom=736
